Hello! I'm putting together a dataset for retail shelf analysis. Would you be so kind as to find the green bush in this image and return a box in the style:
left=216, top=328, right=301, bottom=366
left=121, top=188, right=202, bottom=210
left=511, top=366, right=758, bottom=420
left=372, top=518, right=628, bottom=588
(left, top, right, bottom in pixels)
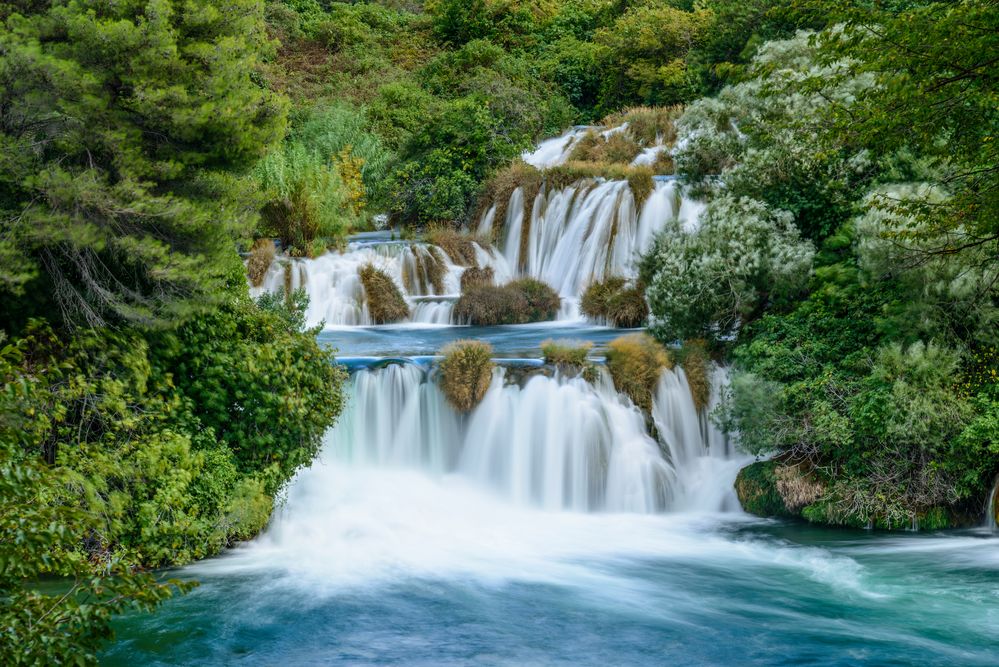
left=438, top=340, right=495, bottom=411
left=359, top=265, right=410, bottom=323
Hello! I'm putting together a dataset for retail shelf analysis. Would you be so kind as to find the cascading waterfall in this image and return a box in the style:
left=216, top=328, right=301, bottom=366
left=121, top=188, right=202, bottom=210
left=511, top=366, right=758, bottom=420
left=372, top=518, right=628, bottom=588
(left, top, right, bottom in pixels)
left=306, top=360, right=741, bottom=516
left=249, top=128, right=703, bottom=328
left=477, top=177, right=704, bottom=317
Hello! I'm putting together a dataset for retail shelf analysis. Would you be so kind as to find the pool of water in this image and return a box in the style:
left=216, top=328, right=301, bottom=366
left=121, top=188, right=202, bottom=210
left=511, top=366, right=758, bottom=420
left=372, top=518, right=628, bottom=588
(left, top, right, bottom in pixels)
left=104, top=490, right=999, bottom=666
left=103, top=322, right=999, bottom=665
left=317, top=322, right=642, bottom=359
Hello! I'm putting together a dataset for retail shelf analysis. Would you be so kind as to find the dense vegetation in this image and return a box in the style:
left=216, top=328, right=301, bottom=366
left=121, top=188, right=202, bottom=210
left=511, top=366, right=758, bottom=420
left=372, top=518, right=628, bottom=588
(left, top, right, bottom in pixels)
left=0, top=0, right=346, bottom=661
left=640, top=1, right=999, bottom=529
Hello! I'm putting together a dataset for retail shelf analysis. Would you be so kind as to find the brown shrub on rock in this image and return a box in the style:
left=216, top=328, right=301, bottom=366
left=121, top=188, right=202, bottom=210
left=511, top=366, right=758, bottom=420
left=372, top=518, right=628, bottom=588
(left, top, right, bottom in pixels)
left=247, top=238, right=276, bottom=287
left=359, top=264, right=409, bottom=323
left=605, top=333, right=672, bottom=411
left=439, top=340, right=494, bottom=412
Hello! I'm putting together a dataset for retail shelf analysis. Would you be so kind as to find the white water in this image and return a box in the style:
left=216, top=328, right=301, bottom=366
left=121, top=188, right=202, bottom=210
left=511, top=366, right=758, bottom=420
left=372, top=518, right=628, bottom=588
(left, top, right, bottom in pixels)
left=290, top=361, right=741, bottom=516
left=250, top=240, right=511, bottom=328
left=986, top=475, right=999, bottom=531
left=479, top=178, right=704, bottom=308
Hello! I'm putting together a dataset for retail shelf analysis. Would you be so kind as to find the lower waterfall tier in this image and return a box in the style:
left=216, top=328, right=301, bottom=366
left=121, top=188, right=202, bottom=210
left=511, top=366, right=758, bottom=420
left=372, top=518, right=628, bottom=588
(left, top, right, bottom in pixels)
left=319, top=361, right=745, bottom=514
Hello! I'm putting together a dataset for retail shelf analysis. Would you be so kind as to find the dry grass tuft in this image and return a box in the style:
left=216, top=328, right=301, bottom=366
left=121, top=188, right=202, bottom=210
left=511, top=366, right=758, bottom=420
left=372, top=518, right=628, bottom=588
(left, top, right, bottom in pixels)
left=359, top=264, right=409, bottom=323
left=602, top=105, right=684, bottom=146
left=426, top=224, right=482, bottom=266
left=580, top=277, right=648, bottom=327
left=439, top=340, right=494, bottom=412
left=605, top=333, right=672, bottom=412
left=247, top=238, right=276, bottom=287
left=460, top=266, right=494, bottom=292
left=568, top=130, right=642, bottom=165
left=677, top=339, right=711, bottom=412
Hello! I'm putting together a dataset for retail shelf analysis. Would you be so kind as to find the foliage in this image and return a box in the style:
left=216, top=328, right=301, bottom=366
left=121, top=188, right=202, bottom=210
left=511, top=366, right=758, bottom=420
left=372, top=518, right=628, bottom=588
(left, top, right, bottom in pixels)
left=454, top=278, right=560, bottom=325
left=677, top=339, right=711, bottom=412
left=593, top=1, right=713, bottom=112
left=256, top=104, right=392, bottom=253
left=438, top=339, right=495, bottom=412
left=605, top=333, right=672, bottom=412
left=460, top=266, right=495, bottom=292
left=359, top=265, right=410, bottom=323
left=580, top=276, right=648, bottom=328
left=0, top=0, right=287, bottom=327
left=644, top=195, right=814, bottom=344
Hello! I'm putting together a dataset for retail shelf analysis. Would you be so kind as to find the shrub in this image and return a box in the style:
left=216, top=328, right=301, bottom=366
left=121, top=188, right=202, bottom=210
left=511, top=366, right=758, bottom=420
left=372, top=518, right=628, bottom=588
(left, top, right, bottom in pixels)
left=510, top=278, right=561, bottom=321
left=644, top=195, right=814, bottom=345
left=359, top=265, right=410, bottom=323
left=426, top=225, right=482, bottom=266
left=677, top=339, right=711, bottom=412
left=605, top=332, right=672, bottom=411
left=246, top=239, right=277, bottom=287
left=580, top=276, right=648, bottom=327
left=461, top=266, right=495, bottom=291
left=568, top=130, right=642, bottom=164
left=439, top=340, right=494, bottom=411
left=454, top=284, right=527, bottom=325
left=454, top=278, right=559, bottom=325
left=257, top=143, right=359, bottom=253
left=541, top=339, right=592, bottom=367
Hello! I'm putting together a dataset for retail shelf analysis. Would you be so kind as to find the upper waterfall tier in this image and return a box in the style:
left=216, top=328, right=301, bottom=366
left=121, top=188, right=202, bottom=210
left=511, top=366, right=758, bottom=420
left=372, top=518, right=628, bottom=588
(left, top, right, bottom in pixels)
left=249, top=124, right=703, bottom=328
left=478, top=177, right=705, bottom=302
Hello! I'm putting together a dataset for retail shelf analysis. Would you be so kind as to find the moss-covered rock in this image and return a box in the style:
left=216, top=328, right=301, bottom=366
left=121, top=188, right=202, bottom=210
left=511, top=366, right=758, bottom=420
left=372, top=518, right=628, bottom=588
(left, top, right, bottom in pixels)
left=541, top=339, right=597, bottom=381
left=735, top=460, right=826, bottom=519
left=735, top=461, right=797, bottom=518
left=604, top=333, right=671, bottom=411
left=359, top=264, right=409, bottom=323
left=439, top=340, right=494, bottom=412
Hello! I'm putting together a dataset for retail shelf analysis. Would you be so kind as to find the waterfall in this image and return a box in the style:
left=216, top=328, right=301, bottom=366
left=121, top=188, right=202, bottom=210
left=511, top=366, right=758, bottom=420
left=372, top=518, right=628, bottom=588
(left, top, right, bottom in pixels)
left=477, top=178, right=704, bottom=305
left=249, top=130, right=703, bottom=328
left=986, top=474, right=999, bottom=531
left=314, top=361, right=741, bottom=515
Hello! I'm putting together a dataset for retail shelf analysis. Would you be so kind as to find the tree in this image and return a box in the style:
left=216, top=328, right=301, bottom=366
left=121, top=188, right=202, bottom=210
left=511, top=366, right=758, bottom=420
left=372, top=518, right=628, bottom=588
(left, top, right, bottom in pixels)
left=643, top=195, right=814, bottom=345
left=804, top=0, right=999, bottom=257
left=0, top=0, right=287, bottom=328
